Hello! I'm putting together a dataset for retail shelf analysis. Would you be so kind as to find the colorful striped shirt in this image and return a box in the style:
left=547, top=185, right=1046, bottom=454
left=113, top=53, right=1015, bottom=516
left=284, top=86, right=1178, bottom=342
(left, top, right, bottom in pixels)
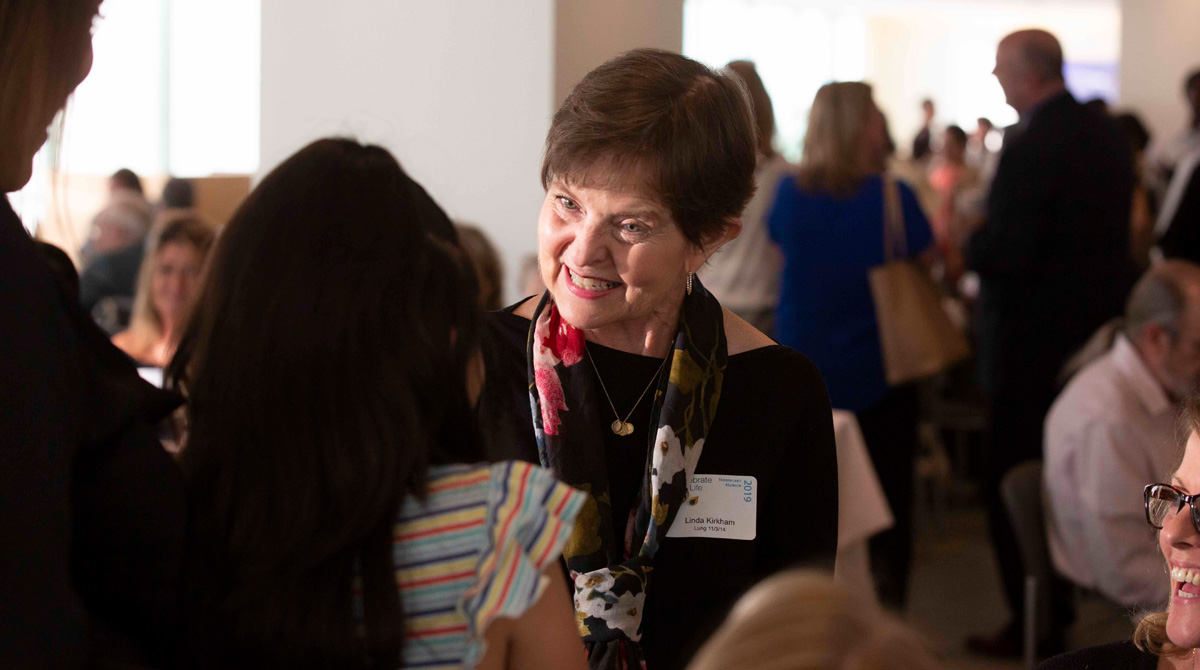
left=388, top=461, right=584, bottom=669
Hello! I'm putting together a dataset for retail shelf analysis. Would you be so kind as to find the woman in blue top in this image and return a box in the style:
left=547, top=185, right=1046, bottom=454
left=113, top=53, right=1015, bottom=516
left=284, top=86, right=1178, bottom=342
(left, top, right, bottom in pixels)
left=769, top=82, right=935, bottom=609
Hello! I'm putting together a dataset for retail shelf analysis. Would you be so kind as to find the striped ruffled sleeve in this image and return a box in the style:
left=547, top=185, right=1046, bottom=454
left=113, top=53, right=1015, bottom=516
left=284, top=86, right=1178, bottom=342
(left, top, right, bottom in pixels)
left=460, top=460, right=585, bottom=668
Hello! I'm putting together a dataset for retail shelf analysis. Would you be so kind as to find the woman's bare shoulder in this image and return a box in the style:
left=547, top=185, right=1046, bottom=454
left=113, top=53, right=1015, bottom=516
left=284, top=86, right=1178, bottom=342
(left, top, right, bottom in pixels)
left=111, top=329, right=160, bottom=365
left=511, top=296, right=539, bottom=320
left=722, top=307, right=776, bottom=355
left=111, top=329, right=138, bottom=354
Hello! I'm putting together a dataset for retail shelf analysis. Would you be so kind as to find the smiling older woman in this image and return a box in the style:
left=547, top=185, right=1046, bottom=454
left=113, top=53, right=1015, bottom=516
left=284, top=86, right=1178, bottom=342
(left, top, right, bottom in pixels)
left=479, top=49, right=839, bottom=670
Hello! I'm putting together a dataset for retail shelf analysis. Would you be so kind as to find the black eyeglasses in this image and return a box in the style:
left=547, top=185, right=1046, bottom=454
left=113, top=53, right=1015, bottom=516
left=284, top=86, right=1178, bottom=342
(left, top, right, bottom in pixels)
left=1145, top=483, right=1200, bottom=533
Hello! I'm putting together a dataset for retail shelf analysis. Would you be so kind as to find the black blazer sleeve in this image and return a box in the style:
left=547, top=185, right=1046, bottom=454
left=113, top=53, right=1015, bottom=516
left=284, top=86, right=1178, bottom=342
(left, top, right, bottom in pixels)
left=757, top=351, right=838, bottom=574
left=966, top=134, right=1052, bottom=280
left=0, top=199, right=186, bottom=668
left=1159, top=161, right=1200, bottom=265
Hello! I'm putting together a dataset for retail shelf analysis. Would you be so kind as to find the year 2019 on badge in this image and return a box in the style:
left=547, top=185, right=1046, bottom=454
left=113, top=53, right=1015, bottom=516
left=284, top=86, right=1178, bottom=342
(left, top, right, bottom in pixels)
left=666, top=475, right=757, bottom=540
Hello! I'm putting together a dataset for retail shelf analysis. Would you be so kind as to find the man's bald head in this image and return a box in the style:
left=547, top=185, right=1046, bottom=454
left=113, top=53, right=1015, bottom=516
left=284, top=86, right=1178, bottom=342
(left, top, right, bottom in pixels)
left=1126, top=261, right=1200, bottom=400
left=994, top=29, right=1067, bottom=114
left=1126, top=261, right=1200, bottom=336
left=1001, top=30, right=1064, bottom=83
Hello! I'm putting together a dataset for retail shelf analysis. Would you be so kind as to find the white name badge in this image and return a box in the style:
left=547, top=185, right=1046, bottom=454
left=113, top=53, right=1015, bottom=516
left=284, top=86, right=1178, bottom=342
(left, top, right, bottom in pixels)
left=666, top=475, right=757, bottom=540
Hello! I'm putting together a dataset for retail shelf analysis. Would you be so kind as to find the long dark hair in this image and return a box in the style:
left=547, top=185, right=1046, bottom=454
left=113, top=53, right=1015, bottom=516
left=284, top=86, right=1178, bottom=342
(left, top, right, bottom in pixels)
left=169, top=138, right=481, bottom=668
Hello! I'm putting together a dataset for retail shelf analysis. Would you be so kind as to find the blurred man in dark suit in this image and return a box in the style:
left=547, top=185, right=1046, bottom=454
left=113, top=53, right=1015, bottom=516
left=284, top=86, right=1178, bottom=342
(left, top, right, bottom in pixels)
left=965, top=29, right=1135, bottom=657
left=1157, top=144, right=1200, bottom=264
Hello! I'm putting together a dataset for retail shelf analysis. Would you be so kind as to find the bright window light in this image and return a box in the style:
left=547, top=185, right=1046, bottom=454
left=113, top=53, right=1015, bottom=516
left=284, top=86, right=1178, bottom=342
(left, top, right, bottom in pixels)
left=12, top=0, right=260, bottom=235
left=684, top=0, right=868, bottom=162
left=684, top=0, right=1119, bottom=162
left=65, top=0, right=262, bottom=178
left=63, top=0, right=167, bottom=177
left=168, top=0, right=260, bottom=176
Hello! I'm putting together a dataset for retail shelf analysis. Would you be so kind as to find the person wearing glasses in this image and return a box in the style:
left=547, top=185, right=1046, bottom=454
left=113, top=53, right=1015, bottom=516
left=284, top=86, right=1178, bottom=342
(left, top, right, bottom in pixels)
left=1040, top=396, right=1200, bottom=669
left=479, top=49, right=839, bottom=670
left=1043, top=261, right=1200, bottom=646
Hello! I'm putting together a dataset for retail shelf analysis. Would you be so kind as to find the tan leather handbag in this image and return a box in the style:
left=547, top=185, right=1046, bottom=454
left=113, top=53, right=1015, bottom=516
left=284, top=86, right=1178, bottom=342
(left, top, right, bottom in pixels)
left=868, top=176, right=970, bottom=385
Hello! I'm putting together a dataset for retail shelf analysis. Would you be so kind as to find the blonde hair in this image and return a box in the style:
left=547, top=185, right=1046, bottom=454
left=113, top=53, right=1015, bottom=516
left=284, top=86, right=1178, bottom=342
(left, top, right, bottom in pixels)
left=124, top=212, right=217, bottom=354
left=687, top=570, right=939, bottom=670
left=1134, top=396, right=1200, bottom=658
left=796, top=82, right=878, bottom=198
left=1133, top=612, right=1179, bottom=657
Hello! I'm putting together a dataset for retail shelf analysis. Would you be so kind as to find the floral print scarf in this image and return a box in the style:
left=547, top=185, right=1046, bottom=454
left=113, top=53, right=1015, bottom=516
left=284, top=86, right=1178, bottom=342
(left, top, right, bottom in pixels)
left=526, top=278, right=728, bottom=670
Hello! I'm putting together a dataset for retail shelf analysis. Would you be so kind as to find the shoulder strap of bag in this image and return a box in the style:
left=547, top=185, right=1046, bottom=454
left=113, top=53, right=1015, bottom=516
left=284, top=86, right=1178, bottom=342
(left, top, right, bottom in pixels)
left=882, top=174, right=907, bottom=262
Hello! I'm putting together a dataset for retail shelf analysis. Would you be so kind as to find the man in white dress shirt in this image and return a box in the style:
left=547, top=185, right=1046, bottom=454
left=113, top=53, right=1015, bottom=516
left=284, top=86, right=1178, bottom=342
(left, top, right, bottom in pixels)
left=1045, top=261, right=1200, bottom=643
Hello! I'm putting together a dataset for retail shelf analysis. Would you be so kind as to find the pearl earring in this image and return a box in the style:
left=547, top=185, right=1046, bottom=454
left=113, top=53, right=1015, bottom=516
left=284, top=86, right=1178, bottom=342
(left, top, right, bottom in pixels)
left=686, top=273, right=693, bottom=296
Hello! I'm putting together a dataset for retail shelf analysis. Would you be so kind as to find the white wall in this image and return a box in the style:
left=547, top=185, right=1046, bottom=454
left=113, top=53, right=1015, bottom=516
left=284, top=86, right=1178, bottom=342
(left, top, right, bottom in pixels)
left=554, top=0, right=685, bottom=105
left=254, top=0, right=1197, bottom=301
left=683, top=0, right=868, bottom=162
left=259, top=0, right=688, bottom=301
left=259, top=0, right=554, bottom=301
left=1119, top=0, right=1200, bottom=142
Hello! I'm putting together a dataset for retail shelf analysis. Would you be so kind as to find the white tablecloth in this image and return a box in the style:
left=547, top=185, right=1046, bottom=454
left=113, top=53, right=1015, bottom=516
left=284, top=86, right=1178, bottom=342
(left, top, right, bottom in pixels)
left=832, top=409, right=894, bottom=604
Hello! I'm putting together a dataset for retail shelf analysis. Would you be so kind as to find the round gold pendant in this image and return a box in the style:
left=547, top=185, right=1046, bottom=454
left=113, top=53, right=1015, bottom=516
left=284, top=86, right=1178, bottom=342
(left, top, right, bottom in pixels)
left=611, top=420, right=634, bottom=436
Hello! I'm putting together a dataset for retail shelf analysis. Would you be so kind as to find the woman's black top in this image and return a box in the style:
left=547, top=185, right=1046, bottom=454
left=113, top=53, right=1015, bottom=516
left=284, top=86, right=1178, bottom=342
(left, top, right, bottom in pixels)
left=1037, top=640, right=1159, bottom=670
left=479, top=303, right=839, bottom=670
left=0, top=197, right=186, bottom=668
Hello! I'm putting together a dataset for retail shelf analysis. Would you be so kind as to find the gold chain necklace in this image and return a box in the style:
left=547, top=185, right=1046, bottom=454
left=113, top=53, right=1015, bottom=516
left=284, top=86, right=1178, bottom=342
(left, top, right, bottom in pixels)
left=586, top=347, right=669, bottom=436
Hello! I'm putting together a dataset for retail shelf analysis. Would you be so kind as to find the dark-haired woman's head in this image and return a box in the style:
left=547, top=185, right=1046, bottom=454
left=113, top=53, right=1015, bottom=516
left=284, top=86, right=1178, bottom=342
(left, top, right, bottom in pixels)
left=110, top=167, right=144, bottom=195
left=538, top=48, right=755, bottom=332
left=1185, top=69, right=1200, bottom=120
left=1115, top=112, right=1151, bottom=156
left=942, top=125, right=968, bottom=162
left=161, top=177, right=195, bottom=209
left=0, top=0, right=101, bottom=192
left=171, top=137, right=480, bottom=667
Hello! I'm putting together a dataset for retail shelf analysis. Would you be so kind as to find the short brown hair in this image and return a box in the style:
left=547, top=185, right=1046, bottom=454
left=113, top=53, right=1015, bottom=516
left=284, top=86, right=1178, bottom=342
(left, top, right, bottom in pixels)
left=541, top=48, right=757, bottom=248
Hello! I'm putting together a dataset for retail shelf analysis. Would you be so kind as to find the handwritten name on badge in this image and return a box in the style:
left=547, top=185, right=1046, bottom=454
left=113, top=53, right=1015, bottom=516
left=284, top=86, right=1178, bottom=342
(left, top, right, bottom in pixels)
left=666, top=475, right=757, bottom=540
